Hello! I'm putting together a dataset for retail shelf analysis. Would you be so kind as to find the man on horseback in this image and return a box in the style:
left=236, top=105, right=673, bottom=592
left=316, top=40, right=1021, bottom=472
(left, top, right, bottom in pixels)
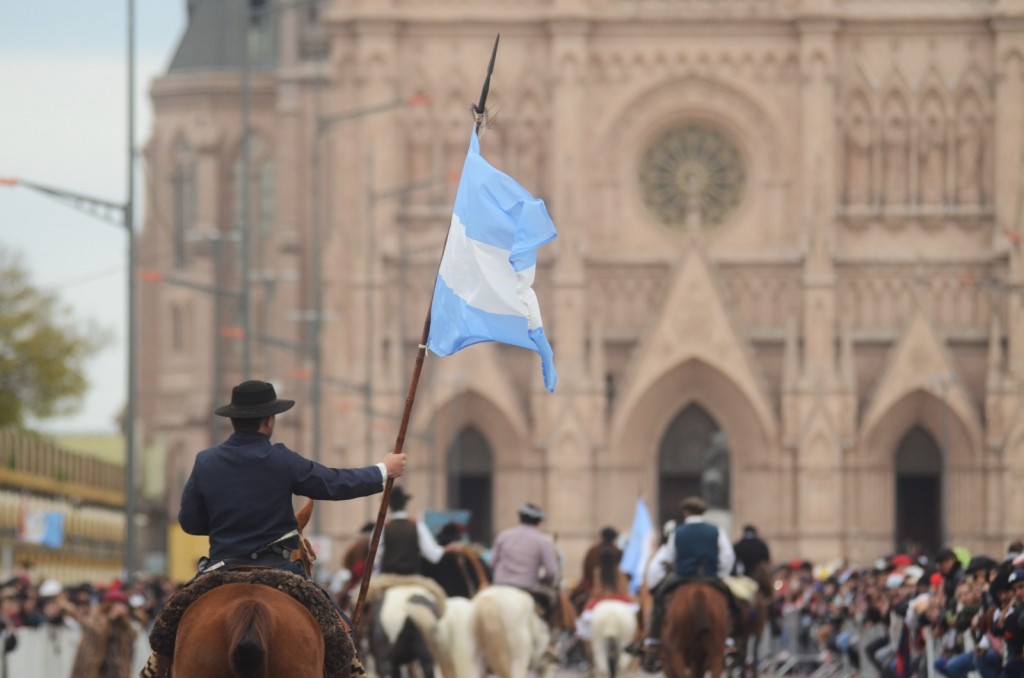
left=141, top=380, right=406, bottom=678
left=571, top=526, right=623, bottom=612
left=377, top=485, right=447, bottom=576
left=491, top=503, right=562, bottom=623
left=638, top=496, right=737, bottom=672
left=179, top=380, right=406, bottom=573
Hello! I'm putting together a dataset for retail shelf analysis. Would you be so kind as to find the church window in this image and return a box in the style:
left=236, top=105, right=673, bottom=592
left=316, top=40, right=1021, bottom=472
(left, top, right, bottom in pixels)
left=172, top=140, right=197, bottom=269
left=639, top=124, right=746, bottom=229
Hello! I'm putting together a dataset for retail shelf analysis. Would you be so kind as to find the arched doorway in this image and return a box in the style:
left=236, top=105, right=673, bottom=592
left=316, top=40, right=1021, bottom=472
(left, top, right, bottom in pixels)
left=447, top=426, right=494, bottom=544
left=657, top=404, right=729, bottom=526
left=894, top=426, right=943, bottom=554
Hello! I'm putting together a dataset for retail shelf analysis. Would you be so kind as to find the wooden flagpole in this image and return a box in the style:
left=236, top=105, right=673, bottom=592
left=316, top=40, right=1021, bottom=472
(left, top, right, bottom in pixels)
left=351, top=34, right=501, bottom=632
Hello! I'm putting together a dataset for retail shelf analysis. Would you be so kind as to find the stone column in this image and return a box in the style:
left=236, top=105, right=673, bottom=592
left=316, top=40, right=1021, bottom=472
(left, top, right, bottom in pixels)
left=994, top=16, right=1024, bottom=548
left=540, top=18, right=597, bottom=573
left=794, top=20, right=845, bottom=559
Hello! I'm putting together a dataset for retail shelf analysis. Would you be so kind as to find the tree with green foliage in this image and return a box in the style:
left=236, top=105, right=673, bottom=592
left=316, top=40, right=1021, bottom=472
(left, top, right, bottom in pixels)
left=0, top=246, right=105, bottom=428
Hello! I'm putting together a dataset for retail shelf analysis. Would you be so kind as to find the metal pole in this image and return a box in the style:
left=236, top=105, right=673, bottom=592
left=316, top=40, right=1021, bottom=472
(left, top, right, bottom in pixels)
left=941, top=378, right=951, bottom=549
left=239, top=8, right=253, bottom=379
left=311, top=79, right=325, bottom=534
left=211, top=238, right=225, bottom=446
left=124, top=0, right=138, bottom=582
left=364, top=151, right=376, bottom=523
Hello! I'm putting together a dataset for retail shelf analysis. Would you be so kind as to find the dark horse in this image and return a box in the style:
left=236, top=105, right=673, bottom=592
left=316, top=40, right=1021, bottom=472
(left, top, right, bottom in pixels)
left=731, top=592, right=770, bottom=677
left=169, top=500, right=331, bottom=678
left=661, top=582, right=730, bottom=678
left=730, top=565, right=773, bottom=677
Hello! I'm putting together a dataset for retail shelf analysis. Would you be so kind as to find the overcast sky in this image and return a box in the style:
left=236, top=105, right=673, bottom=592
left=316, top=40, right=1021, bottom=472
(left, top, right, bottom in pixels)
left=0, top=3, right=186, bottom=433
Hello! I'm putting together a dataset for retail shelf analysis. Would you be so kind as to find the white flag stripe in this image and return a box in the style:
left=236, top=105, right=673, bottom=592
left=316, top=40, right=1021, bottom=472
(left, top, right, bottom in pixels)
left=439, top=212, right=545, bottom=330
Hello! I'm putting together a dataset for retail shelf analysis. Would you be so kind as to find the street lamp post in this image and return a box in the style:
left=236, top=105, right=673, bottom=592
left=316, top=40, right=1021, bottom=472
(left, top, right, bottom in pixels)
left=0, top=2, right=137, bottom=580
left=308, top=94, right=431, bottom=502
left=125, top=0, right=137, bottom=580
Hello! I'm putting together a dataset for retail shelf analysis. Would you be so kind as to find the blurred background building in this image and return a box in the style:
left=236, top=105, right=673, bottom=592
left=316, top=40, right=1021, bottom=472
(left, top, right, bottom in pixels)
left=137, top=0, right=1024, bottom=572
left=0, top=430, right=127, bottom=582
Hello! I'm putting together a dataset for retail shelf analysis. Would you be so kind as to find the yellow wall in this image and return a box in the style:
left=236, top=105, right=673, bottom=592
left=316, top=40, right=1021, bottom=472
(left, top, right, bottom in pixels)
left=167, top=524, right=207, bottom=583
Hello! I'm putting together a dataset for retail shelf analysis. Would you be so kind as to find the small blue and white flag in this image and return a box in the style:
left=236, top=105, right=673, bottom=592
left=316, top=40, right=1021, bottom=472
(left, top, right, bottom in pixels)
left=22, top=511, right=65, bottom=549
left=619, top=498, right=655, bottom=595
left=427, top=127, right=558, bottom=392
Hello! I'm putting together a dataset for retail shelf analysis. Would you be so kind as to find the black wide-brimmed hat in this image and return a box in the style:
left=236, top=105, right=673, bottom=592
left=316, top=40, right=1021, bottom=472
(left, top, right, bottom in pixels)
left=214, top=380, right=295, bottom=418
left=389, top=485, right=412, bottom=510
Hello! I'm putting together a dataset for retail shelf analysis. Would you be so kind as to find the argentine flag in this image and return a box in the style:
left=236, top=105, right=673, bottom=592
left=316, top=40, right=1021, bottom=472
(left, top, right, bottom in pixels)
left=619, top=498, right=655, bottom=595
left=427, top=127, right=558, bottom=392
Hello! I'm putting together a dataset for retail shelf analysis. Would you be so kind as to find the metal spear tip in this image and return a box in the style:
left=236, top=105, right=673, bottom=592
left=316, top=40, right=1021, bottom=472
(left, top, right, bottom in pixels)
left=474, top=34, right=501, bottom=116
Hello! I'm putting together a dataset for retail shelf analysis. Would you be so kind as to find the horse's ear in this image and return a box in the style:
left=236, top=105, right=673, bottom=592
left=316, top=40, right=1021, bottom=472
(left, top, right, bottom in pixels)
left=296, top=499, right=314, bottom=530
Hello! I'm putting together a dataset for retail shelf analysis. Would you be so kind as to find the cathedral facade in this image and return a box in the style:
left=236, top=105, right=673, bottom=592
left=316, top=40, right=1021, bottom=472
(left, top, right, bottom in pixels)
left=139, top=0, right=1024, bottom=572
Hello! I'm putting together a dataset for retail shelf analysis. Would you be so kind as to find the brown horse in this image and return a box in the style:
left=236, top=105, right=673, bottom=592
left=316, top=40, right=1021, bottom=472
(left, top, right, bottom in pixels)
left=168, top=499, right=335, bottom=678
left=173, top=582, right=325, bottom=677
left=660, top=582, right=730, bottom=678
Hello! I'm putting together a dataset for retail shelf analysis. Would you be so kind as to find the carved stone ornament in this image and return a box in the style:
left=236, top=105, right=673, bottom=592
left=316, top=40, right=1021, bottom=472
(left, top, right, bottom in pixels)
left=639, top=124, right=746, bottom=229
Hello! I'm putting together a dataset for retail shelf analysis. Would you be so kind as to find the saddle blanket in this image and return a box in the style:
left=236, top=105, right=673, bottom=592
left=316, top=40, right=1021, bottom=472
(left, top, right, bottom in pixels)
left=723, top=575, right=760, bottom=603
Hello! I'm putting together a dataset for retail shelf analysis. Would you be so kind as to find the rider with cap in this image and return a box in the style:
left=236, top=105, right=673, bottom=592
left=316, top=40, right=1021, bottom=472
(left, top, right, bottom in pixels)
left=639, top=496, right=736, bottom=668
left=178, top=380, right=406, bottom=575
left=490, top=502, right=561, bottom=622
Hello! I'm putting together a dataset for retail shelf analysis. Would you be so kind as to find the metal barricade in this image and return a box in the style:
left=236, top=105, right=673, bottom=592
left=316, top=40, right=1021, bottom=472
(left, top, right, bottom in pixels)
left=765, top=609, right=870, bottom=678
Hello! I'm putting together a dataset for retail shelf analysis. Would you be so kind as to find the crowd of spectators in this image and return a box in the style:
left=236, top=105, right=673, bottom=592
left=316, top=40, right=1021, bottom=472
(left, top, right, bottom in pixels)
left=0, top=564, right=177, bottom=677
left=768, top=541, right=1024, bottom=678
left=4, top=537, right=1024, bottom=678
left=0, top=567, right=176, bottom=633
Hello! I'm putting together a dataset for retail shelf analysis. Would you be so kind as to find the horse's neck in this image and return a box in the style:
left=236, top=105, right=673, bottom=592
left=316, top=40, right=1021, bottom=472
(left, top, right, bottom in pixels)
left=460, top=549, right=490, bottom=592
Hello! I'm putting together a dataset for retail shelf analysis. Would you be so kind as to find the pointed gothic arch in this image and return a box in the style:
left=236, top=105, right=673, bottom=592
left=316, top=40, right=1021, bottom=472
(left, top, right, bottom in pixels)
left=171, top=137, right=197, bottom=269
left=657, top=403, right=727, bottom=525
left=881, top=89, right=911, bottom=206
left=856, top=388, right=980, bottom=555
left=894, top=426, right=943, bottom=554
left=918, top=89, right=948, bottom=206
left=427, top=385, right=532, bottom=537
left=611, top=358, right=777, bottom=534
left=447, top=425, right=494, bottom=544
left=842, top=90, right=875, bottom=205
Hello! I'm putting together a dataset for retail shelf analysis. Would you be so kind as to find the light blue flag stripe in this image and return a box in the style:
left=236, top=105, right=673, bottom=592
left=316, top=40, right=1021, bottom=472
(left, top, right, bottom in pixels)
left=42, top=512, right=64, bottom=549
left=453, top=129, right=557, bottom=267
left=427, top=126, right=558, bottom=392
left=619, top=498, right=654, bottom=595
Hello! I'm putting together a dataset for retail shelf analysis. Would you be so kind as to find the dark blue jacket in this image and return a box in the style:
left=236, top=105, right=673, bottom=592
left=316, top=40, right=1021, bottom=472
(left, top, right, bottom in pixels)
left=179, top=432, right=384, bottom=561
left=674, top=521, right=720, bottom=578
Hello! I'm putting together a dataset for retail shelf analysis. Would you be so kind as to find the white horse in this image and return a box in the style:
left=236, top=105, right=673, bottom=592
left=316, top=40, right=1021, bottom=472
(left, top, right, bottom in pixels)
left=473, top=585, right=554, bottom=678
left=369, top=583, right=444, bottom=677
left=588, top=599, right=639, bottom=678
left=433, top=596, right=482, bottom=678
